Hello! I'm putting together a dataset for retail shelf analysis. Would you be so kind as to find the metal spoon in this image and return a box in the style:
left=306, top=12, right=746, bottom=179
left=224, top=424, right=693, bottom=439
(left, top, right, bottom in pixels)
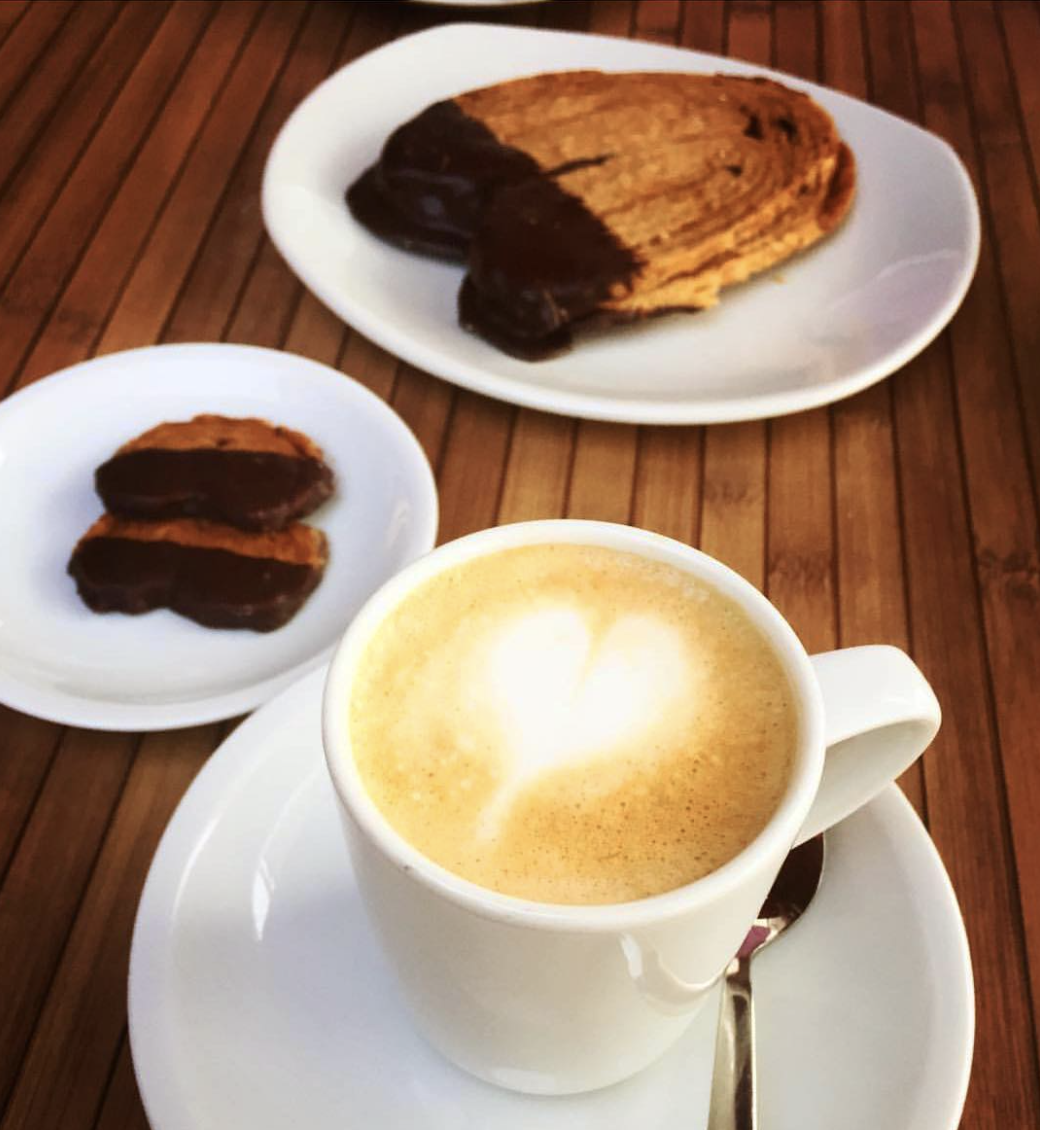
left=706, top=836, right=826, bottom=1130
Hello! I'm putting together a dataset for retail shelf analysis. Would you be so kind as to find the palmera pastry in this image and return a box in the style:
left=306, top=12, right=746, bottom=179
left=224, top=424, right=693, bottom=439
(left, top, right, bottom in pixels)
left=95, top=415, right=334, bottom=531
left=348, top=71, right=855, bottom=359
left=68, top=515, right=328, bottom=632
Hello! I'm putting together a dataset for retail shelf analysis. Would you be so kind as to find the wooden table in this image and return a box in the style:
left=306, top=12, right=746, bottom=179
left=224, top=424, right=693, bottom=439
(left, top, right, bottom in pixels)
left=0, top=1, right=1036, bottom=1126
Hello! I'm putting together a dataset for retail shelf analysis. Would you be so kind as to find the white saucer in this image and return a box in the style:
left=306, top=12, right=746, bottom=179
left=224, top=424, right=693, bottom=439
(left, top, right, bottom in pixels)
left=0, top=345, right=437, bottom=730
left=129, top=667, right=974, bottom=1129
left=262, top=24, right=979, bottom=425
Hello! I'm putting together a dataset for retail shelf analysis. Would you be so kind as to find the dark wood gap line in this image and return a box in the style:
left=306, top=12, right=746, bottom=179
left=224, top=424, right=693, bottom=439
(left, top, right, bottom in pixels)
left=939, top=307, right=1040, bottom=1101
left=381, top=357, right=403, bottom=411
left=0, top=1, right=133, bottom=296
left=151, top=0, right=300, bottom=346
left=945, top=0, right=1040, bottom=620
left=216, top=224, right=274, bottom=343
left=86, top=1026, right=128, bottom=1130
left=762, top=0, right=776, bottom=601
left=935, top=0, right=1040, bottom=1097
left=627, top=427, right=646, bottom=530
left=305, top=6, right=365, bottom=380
left=559, top=413, right=582, bottom=519
left=0, top=733, right=144, bottom=1122
left=691, top=427, right=705, bottom=548
left=688, top=0, right=722, bottom=552
left=270, top=282, right=308, bottom=352
left=0, top=0, right=96, bottom=132
left=851, top=0, right=927, bottom=826
left=431, top=389, right=460, bottom=487
left=825, top=406, right=842, bottom=625
left=88, top=0, right=257, bottom=355
left=158, top=0, right=358, bottom=351
left=982, top=0, right=1040, bottom=530
left=0, top=727, right=68, bottom=897
left=883, top=361, right=927, bottom=826
left=332, top=4, right=401, bottom=408
left=218, top=0, right=358, bottom=351
left=858, top=0, right=873, bottom=101
left=0, top=0, right=79, bottom=121
left=492, top=407, right=521, bottom=527
left=623, top=0, right=684, bottom=537
left=0, top=1, right=34, bottom=52
left=762, top=417, right=772, bottom=600
left=561, top=0, right=600, bottom=525
left=886, top=0, right=932, bottom=836
left=212, top=10, right=328, bottom=343
left=17, top=0, right=231, bottom=387
left=194, top=1, right=317, bottom=347
left=0, top=0, right=186, bottom=397
left=332, top=327, right=362, bottom=377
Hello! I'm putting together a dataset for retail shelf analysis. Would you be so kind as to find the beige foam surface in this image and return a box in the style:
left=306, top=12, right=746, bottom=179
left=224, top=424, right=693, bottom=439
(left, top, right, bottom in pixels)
left=349, top=544, right=796, bottom=905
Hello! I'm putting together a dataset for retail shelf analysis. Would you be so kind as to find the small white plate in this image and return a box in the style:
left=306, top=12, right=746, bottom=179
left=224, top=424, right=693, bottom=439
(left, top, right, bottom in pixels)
left=129, top=667, right=974, bottom=1130
left=0, top=345, right=437, bottom=730
left=262, top=24, right=980, bottom=425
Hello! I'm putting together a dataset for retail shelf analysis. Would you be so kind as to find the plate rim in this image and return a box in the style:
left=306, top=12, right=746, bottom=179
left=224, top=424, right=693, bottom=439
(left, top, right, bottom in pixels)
left=127, top=664, right=975, bottom=1130
left=0, top=343, right=439, bottom=731
left=262, top=22, right=981, bottom=426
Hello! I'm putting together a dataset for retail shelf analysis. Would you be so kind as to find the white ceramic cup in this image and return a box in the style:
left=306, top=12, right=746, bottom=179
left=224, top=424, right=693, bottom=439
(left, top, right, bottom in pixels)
left=322, top=520, right=940, bottom=1096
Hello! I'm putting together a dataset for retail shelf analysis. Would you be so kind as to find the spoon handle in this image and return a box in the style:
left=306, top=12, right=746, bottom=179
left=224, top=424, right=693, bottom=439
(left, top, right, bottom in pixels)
left=706, top=956, right=756, bottom=1130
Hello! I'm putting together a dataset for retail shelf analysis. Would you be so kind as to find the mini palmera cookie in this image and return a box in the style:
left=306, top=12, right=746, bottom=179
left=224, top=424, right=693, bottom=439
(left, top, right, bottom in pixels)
left=95, top=415, right=335, bottom=531
left=68, top=515, right=328, bottom=632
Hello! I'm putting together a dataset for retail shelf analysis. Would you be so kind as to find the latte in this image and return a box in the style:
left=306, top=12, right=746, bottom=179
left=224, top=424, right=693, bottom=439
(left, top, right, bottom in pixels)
left=348, top=543, right=797, bottom=905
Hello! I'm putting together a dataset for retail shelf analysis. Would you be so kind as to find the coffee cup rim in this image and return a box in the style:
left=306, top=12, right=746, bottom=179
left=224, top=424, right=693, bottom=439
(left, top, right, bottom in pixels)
left=322, top=520, right=825, bottom=933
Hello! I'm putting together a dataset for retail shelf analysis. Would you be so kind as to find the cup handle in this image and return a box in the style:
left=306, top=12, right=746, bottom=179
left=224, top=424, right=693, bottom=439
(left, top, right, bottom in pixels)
left=793, top=645, right=940, bottom=846
left=620, top=646, right=939, bottom=1012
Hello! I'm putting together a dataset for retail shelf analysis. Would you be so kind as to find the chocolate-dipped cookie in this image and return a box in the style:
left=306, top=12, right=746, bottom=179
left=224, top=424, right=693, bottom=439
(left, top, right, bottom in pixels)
left=68, top=515, right=328, bottom=632
left=95, top=415, right=334, bottom=531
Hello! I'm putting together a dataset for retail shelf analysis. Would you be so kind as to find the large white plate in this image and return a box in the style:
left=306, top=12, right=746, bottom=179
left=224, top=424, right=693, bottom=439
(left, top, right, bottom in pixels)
left=0, top=345, right=437, bottom=730
left=262, top=24, right=980, bottom=425
left=129, top=666, right=974, bottom=1130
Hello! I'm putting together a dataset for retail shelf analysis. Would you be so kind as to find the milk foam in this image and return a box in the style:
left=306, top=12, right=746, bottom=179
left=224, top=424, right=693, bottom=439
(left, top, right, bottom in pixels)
left=476, top=605, right=698, bottom=838
left=349, top=543, right=796, bottom=905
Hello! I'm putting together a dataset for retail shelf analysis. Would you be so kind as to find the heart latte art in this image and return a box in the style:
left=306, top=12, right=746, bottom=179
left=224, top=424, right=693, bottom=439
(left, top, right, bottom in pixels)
left=349, top=544, right=796, bottom=905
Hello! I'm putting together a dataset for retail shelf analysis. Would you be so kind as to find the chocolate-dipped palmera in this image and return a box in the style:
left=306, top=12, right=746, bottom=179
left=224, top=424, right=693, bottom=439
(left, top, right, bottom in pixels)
left=95, top=415, right=335, bottom=532
left=347, top=70, right=856, bottom=360
left=68, top=516, right=329, bottom=633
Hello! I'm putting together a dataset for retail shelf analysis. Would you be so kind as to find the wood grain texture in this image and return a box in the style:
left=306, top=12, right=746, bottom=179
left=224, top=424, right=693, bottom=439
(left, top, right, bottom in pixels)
left=699, top=1, right=769, bottom=589
left=767, top=2, right=838, bottom=659
left=18, top=0, right=248, bottom=387
left=0, top=3, right=1036, bottom=1128
left=0, top=0, right=73, bottom=114
left=820, top=0, right=924, bottom=814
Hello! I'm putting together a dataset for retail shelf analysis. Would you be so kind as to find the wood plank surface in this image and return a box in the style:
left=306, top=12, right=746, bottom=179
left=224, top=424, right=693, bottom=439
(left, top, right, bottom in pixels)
left=0, top=3, right=1036, bottom=1128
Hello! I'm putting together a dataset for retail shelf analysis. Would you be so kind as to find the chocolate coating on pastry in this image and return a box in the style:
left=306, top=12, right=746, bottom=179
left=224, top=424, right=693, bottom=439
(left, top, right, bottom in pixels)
left=347, top=101, right=543, bottom=260
left=459, top=177, right=642, bottom=359
left=97, top=448, right=333, bottom=531
left=96, top=415, right=334, bottom=531
left=68, top=516, right=328, bottom=632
